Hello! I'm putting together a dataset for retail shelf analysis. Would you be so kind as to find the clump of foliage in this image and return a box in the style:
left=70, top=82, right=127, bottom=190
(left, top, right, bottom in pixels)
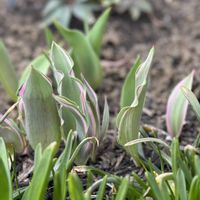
left=0, top=41, right=109, bottom=166
left=48, top=8, right=110, bottom=89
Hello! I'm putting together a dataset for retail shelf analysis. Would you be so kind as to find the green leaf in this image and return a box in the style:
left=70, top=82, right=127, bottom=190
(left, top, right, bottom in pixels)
left=24, top=142, right=57, bottom=200
left=115, top=177, right=129, bottom=200
left=54, top=21, right=103, bottom=89
left=171, top=138, right=180, bottom=175
left=182, top=86, right=200, bottom=122
left=18, top=54, right=50, bottom=90
left=0, top=138, right=12, bottom=200
left=96, top=175, right=107, bottom=200
left=21, top=68, right=61, bottom=150
left=176, top=169, right=187, bottom=200
left=44, top=27, right=54, bottom=48
left=88, top=8, right=110, bottom=56
left=159, top=180, right=171, bottom=200
left=166, top=71, right=194, bottom=138
left=0, top=40, right=18, bottom=101
left=53, top=135, right=70, bottom=200
left=146, top=172, right=163, bottom=200
left=120, top=56, right=141, bottom=108
left=68, top=173, right=85, bottom=200
left=194, top=155, right=200, bottom=176
left=117, top=47, right=154, bottom=165
left=188, top=176, right=200, bottom=200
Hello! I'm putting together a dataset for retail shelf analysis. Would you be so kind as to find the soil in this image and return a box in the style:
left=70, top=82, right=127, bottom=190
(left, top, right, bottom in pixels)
left=1, top=0, right=200, bottom=198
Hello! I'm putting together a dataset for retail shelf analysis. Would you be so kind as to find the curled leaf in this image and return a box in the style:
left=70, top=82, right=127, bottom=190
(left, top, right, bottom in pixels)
left=117, top=48, right=154, bottom=165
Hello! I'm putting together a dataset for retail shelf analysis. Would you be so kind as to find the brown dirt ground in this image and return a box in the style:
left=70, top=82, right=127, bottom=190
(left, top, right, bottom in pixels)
left=1, top=0, right=200, bottom=198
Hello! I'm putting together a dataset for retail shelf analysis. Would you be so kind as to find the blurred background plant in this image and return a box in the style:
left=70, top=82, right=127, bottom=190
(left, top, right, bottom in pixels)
left=42, top=0, right=152, bottom=27
left=42, top=0, right=99, bottom=27
left=102, top=0, right=152, bottom=20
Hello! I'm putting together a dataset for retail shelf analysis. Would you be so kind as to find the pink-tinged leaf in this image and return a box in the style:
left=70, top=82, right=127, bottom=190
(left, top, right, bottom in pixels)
left=166, top=70, right=194, bottom=138
left=71, top=77, right=87, bottom=115
left=82, top=75, right=98, bottom=110
left=82, top=75, right=100, bottom=126
left=19, top=81, right=27, bottom=97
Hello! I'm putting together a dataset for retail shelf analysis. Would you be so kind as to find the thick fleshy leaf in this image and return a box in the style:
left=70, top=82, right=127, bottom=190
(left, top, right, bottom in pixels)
left=181, top=86, right=200, bottom=122
left=117, top=86, right=147, bottom=164
left=24, top=142, right=57, bottom=200
left=0, top=138, right=12, bottom=200
left=21, top=68, right=61, bottom=150
left=166, top=71, right=194, bottom=138
left=0, top=40, right=18, bottom=101
left=88, top=8, right=110, bottom=56
left=54, top=21, right=103, bottom=89
left=117, top=48, right=154, bottom=164
left=18, top=54, right=50, bottom=90
left=0, top=116, right=25, bottom=153
left=120, top=56, right=141, bottom=108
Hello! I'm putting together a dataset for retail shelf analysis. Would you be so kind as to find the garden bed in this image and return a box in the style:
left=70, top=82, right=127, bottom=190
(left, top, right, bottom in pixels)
left=1, top=0, right=200, bottom=199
